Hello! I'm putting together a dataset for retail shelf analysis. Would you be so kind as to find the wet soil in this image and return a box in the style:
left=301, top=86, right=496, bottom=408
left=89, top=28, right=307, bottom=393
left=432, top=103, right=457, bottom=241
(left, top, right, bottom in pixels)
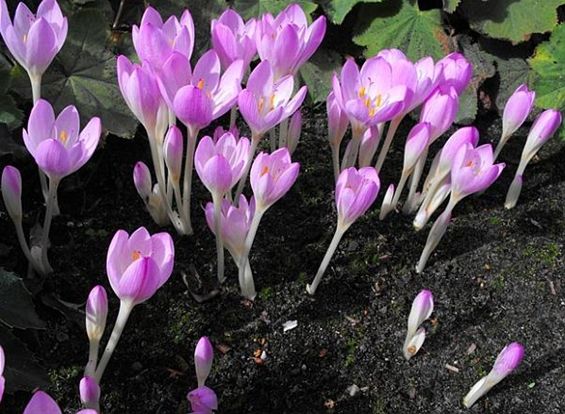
left=0, top=107, right=564, bottom=414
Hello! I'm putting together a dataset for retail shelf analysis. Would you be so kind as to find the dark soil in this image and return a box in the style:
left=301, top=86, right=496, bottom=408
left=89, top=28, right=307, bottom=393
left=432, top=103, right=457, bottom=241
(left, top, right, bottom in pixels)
left=0, top=106, right=564, bottom=414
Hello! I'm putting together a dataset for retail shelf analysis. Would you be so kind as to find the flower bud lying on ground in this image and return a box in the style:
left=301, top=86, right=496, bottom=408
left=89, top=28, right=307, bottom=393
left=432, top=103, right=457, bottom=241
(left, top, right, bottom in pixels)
left=403, top=290, right=434, bottom=360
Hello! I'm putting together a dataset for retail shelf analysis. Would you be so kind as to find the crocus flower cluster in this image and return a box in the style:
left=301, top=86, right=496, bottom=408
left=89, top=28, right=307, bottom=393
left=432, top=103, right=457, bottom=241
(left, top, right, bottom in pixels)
left=188, top=337, right=218, bottom=413
left=119, top=4, right=318, bottom=240
left=463, top=343, right=525, bottom=408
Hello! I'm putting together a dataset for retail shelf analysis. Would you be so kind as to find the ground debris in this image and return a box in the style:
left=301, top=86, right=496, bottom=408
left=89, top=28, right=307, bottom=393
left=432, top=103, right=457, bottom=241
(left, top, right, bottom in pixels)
left=445, top=363, right=460, bottom=373
left=283, top=320, right=298, bottom=332
left=466, top=343, right=477, bottom=355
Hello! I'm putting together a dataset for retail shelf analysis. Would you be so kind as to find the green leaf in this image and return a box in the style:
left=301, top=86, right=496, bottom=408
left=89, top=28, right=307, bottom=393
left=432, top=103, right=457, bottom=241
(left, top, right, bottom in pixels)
left=0, top=95, right=24, bottom=130
left=353, top=0, right=452, bottom=61
left=321, top=0, right=383, bottom=25
left=459, top=0, right=561, bottom=44
left=232, top=0, right=318, bottom=21
left=0, top=268, right=45, bottom=329
left=494, top=57, right=529, bottom=111
left=443, top=0, right=461, bottom=13
left=11, top=9, right=139, bottom=138
left=0, top=327, right=49, bottom=393
left=530, top=23, right=565, bottom=139
left=299, top=48, right=342, bottom=103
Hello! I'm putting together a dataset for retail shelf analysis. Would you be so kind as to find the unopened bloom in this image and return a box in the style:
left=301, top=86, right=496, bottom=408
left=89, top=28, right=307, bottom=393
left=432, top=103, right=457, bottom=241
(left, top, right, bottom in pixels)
left=0, top=0, right=67, bottom=79
left=22, top=100, right=101, bottom=180
left=195, top=133, right=250, bottom=196
left=502, top=84, right=535, bottom=140
left=195, top=336, right=214, bottom=387
left=379, top=183, right=395, bottom=220
left=463, top=343, right=525, bottom=408
left=250, top=148, right=300, bottom=210
left=171, top=50, right=244, bottom=130
left=79, top=376, right=100, bottom=406
left=132, top=6, right=194, bottom=70
left=505, top=109, right=561, bottom=209
left=117, top=56, right=168, bottom=137
left=336, top=167, right=380, bottom=228
left=133, top=161, right=153, bottom=201
left=403, top=290, right=434, bottom=360
left=163, top=125, right=184, bottom=182
left=436, top=52, right=472, bottom=94
left=85, top=286, right=108, bottom=342
left=327, top=91, right=349, bottom=147
left=187, top=385, right=218, bottom=413
left=0, top=345, right=4, bottom=403
left=358, top=125, right=383, bottom=167
left=419, top=86, right=459, bottom=141
left=106, top=227, right=174, bottom=305
left=1, top=165, right=22, bottom=221
left=23, top=390, right=96, bottom=414
left=255, top=4, right=326, bottom=78
left=238, top=60, right=307, bottom=138
left=211, top=9, right=256, bottom=70
left=286, top=109, right=302, bottom=154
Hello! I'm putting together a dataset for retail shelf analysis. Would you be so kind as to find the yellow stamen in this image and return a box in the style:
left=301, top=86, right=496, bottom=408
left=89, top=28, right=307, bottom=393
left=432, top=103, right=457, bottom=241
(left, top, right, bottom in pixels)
left=258, top=96, right=265, bottom=112
left=358, top=87, right=366, bottom=98
left=59, top=130, right=69, bottom=144
left=131, top=250, right=142, bottom=261
left=269, top=94, right=276, bottom=111
left=22, top=34, right=27, bottom=43
left=197, top=79, right=205, bottom=90
left=374, top=94, right=382, bottom=108
left=260, top=166, right=269, bottom=176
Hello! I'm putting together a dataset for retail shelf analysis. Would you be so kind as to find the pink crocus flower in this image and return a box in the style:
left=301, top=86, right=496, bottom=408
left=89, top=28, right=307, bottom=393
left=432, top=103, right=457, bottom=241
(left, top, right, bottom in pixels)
left=0, top=0, right=67, bottom=82
left=187, top=386, right=218, bottom=414
left=23, top=390, right=96, bottom=414
left=238, top=60, right=307, bottom=139
left=211, top=9, right=256, bottom=70
left=132, top=6, right=194, bottom=70
left=117, top=56, right=168, bottom=138
left=0, top=345, right=4, bottom=403
left=1, top=165, right=22, bottom=221
left=419, top=86, right=459, bottom=141
left=307, top=167, right=380, bottom=295
left=79, top=376, right=100, bottom=408
left=255, top=3, right=326, bottom=78
left=195, top=133, right=250, bottom=196
left=195, top=336, right=214, bottom=387
left=106, top=227, right=174, bottom=305
left=463, top=343, right=525, bottom=408
left=22, top=99, right=101, bottom=180
left=168, top=49, right=244, bottom=130
left=327, top=91, right=350, bottom=180
left=250, top=148, right=300, bottom=210
left=403, top=289, right=434, bottom=360
left=436, top=52, right=472, bottom=94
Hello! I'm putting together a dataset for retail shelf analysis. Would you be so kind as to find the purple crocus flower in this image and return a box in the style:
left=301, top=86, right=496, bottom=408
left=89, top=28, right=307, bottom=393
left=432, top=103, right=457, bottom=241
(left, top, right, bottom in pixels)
left=307, top=166, right=380, bottom=295
left=106, top=227, right=174, bottom=306
left=0, top=0, right=67, bottom=81
left=195, top=336, right=214, bottom=387
left=1, top=165, right=22, bottom=221
left=85, top=285, right=108, bottom=342
left=327, top=91, right=350, bottom=180
left=23, top=390, right=96, bottom=414
left=255, top=4, right=326, bottom=78
left=436, top=52, right=472, bottom=94
left=211, top=9, right=256, bottom=70
left=0, top=345, right=4, bottom=403
left=132, top=6, right=194, bottom=70
left=505, top=109, right=561, bottom=209
left=187, top=386, right=218, bottom=414
left=463, top=342, right=525, bottom=408
left=238, top=60, right=307, bottom=138
left=419, top=86, right=459, bottom=142
left=22, top=99, right=102, bottom=180
left=79, top=376, right=100, bottom=407
left=163, top=125, right=184, bottom=183
left=403, top=290, right=434, bottom=360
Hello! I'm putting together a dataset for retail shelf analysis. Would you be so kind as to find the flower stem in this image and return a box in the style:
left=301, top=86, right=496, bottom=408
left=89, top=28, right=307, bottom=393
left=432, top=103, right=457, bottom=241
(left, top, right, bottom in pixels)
left=331, top=143, right=341, bottom=183
left=278, top=118, right=289, bottom=148
left=84, top=339, right=100, bottom=378
left=40, top=178, right=59, bottom=274
left=504, top=160, right=527, bottom=209
left=403, top=149, right=427, bottom=214
left=181, top=127, right=198, bottom=235
left=493, top=133, right=510, bottom=162
left=94, top=300, right=133, bottom=383
left=238, top=207, right=265, bottom=299
left=306, top=225, right=347, bottom=295
left=229, top=106, right=237, bottom=128
left=213, top=193, right=225, bottom=284
left=341, top=127, right=363, bottom=170
left=375, top=115, right=403, bottom=172
left=391, top=169, right=410, bottom=211
left=234, top=135, right=260, bottom=201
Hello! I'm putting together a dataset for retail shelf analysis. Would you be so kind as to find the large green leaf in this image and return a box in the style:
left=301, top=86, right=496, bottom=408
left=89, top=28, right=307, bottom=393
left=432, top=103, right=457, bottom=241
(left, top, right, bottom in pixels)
left=0, top=55, right=23, bottom=131
left=11, top=9, right=138, bottom=138
left=460, top=0, right=561, bottom=44
left=353, top=0, right=451, bottom=60
left=299, top=48, right=342, bottom=103
left=232, top=0, right=318, bottom=20
left=0, top=327, right=49, bottom=393
left=320, top=0, right=383, bottom=25
left=494, top=57, right=529, bottom=112
left=530, top=23, right=565, bottom=139
left=0, top=269, right=45, bottom=329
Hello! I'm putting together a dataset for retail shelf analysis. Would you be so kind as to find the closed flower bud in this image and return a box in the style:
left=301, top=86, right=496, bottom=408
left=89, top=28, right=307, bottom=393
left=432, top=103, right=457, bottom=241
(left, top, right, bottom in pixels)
left=85, top=286, right=108, bottom=342
left=133, top=162, right=152, bottom=202
left=195, top=336, right=214, bottom=387
left=403, top=290, right=434, bottom=360
left=79, top=376, right=100, bottom=406
left=287, top=110, right=302, bottom=155
left=164, top=126, right=184, bottom=182
left=1, top=166, right=23, bottom=221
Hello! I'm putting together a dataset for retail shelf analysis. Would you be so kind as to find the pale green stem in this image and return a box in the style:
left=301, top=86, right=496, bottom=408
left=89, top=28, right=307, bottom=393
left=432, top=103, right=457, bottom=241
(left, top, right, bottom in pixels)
left=229, top=250, right=255, bottom=300
left=238, top=207, right=265, bottom=299
left=403, top=149, right=428, bottom=214
left=306, top=225, right=347, bottom=295
left=84, top=339, right=99, bottom=377
left=181, top=127, right=198, bottom=235
left=12, top=217, right=41, bottom=271
left=375, top=115, right=403, bottom=172
left=341, top=127, right=364, bottom=170
left=278, top=118, right=289, bottom=148
left=40, top=178, right=59, bottom=273
left=391, top=169, right=410, bottom=210
left=234, top=135, right=260, bottom=201
left=331, top=143, right=341, bottom=183
left=212, top=193, right=225, bottom=284
left=94, top=300, right=134, bottom=383
left=504, top=159, right=527, bottom=209
left=229, top=106, right=237, bottom=129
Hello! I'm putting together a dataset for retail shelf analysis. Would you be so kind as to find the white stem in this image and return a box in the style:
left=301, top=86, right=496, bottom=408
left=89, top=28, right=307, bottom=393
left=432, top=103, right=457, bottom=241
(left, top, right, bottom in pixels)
left=375, top=115, right=403, bottom=172
left=181, top=127, right=198, bottom=235
left=331, top=144, right=341, bottom=183
left=391, top=169, right=410, bottom=211
left=229, top=106, right=237, bottom=128
left=306, top=225, right=347, bottom=295
left=230, top=250, right=255, bottom=300
left=403, top=149, right=428, bottom=214
left=84, top=339, right=100, bottom=377
left=493, top=133, right=510, bottom=161
left=278, top=118, right=289, bottom=148
left=504, top=160, right=527, bottom=209
left=341, top=128, right=364, bottom=170
left=213, top=193, right=225, bottom=284
left=463, top=376, right=494, bottom=408
left=416, top=200, right=456, bottom=273
left=234, top=136, right=260, bottom=201
left=40, top=178, right=59, bottom=274
left=238, top=208, right=265, bottom=299
left=94, top=300, right=133, bottom=383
